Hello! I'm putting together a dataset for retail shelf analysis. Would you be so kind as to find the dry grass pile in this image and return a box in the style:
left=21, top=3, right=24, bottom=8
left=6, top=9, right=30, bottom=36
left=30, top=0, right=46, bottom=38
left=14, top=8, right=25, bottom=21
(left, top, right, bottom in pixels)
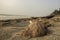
left=16, top=19, right=49, bottom=38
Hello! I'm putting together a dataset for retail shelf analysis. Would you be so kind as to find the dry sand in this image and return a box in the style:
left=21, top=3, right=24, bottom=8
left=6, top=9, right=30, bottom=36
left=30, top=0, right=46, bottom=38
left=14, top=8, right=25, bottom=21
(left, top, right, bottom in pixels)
left=0, top=19, right=60, bottom=40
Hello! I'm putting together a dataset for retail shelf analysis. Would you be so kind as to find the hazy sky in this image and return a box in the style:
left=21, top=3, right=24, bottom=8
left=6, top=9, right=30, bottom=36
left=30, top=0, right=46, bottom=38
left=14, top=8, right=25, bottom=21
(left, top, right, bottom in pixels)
left=0, top=0, right=60, bottom=17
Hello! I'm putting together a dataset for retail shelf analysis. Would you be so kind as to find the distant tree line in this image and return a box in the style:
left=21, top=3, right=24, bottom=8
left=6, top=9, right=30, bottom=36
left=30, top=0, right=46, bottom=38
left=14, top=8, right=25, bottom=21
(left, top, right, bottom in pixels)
left=44, top=8, right=60, bottom=19
left=51, top=8, right=60, bottom=16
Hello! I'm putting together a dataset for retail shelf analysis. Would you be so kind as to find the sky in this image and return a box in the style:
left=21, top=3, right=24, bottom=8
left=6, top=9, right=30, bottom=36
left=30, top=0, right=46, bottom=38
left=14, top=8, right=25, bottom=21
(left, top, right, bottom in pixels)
left=0, top=0, right=60, bottom=17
